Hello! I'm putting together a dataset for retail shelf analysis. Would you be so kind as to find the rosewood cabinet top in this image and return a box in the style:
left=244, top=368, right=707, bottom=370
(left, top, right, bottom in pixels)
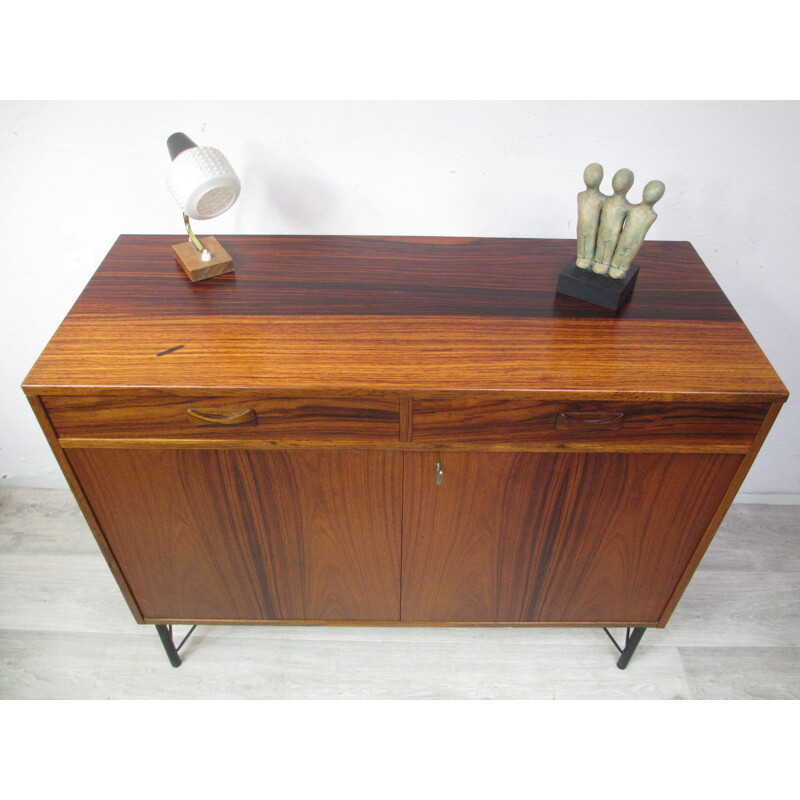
left=23, top=235, right=787, bottom=402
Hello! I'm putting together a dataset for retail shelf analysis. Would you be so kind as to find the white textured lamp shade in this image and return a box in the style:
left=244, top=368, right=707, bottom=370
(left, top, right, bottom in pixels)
left=166, top=145, right=241, bottom=220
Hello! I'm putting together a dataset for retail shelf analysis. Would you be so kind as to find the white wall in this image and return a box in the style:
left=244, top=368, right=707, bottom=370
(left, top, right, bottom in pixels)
left=1, top=101, right=797, bottom=500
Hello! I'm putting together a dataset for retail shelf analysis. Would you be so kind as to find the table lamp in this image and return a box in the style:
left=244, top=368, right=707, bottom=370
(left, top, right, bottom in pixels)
left=166, top=132, right=241, bottom=282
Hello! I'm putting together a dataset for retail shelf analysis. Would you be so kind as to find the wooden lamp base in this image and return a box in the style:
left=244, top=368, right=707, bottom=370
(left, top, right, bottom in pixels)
left=172, top=236, right=234, bottom=282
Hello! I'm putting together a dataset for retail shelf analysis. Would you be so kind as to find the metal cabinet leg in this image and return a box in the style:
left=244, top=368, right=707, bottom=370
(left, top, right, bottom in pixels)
left=155, top=624, right=197, bottom=668
left=603, top=626, right=647, bottom=669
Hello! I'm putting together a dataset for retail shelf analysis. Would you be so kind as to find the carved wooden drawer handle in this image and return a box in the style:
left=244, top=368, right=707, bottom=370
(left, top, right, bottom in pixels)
left=186, top=408, right=257, bottom=426
left=556, top=411, right=625, bottom=431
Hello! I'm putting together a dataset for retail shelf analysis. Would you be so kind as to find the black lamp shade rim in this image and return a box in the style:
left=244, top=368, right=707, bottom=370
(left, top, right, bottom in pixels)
left=167, top=132, right=198, bottom=161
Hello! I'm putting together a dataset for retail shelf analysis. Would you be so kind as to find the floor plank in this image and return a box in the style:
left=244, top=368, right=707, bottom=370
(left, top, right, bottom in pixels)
left=0, top=487, right=96, bottom=556
left=658, top=571, right=800, bottom=647
left=699, top=504, right=800, bottom=572
left=0, top=554, right=137, bottom=635
left=0, top=629, right=690, bottom=700
left=0, top=630, right=140, bottom=700
left=679, top=647, right=800, bottom=699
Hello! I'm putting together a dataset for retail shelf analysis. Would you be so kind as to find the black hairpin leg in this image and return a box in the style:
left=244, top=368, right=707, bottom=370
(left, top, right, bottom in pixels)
left=155, top=624, right=197, bottom=668
left=602, top=626, right=647, bottom=669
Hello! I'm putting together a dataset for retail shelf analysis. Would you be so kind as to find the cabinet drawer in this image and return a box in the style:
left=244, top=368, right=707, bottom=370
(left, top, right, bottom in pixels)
left=411, top=397, right=768, bottom=450
left=44, top=395, right=401, bottom=443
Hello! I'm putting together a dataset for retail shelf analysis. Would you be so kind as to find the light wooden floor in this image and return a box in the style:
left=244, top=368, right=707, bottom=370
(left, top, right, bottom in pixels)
left=1, top=487, right=798, bottom=700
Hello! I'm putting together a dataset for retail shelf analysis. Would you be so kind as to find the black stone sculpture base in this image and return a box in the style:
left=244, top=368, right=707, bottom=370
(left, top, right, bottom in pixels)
left=556, top=257, right=640, bottom=311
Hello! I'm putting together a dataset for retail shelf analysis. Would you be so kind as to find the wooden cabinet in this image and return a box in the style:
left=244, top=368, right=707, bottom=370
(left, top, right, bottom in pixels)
left=66, top=448, right=402, bottom=622
left=401, top=451, right=741, bottom=624
left=23, top=235, right=787, bottom=667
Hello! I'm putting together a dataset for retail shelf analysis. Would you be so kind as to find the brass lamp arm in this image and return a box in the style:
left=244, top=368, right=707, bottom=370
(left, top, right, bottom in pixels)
left=183, top=213, right=212, bottom=262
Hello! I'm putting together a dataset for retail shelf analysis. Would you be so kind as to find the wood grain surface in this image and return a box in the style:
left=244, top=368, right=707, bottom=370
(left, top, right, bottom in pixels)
left=44, top=394, right=400, bottom=442
left=411, top=397, right=768, bottom=450
left=401, top=451, right=742, bottom=624
left=66, top=448, right=403, bottom=622
left=22, top=235, right=787, bottom=401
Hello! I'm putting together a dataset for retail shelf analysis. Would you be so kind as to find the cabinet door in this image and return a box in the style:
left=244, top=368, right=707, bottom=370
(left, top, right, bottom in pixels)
left=68, top=448, right=402, bottom=622
left=401, top=451, right=741, bottom=624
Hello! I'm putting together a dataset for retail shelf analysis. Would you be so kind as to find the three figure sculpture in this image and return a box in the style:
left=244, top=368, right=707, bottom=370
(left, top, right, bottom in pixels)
left=577, top=163, right=665, bottom=279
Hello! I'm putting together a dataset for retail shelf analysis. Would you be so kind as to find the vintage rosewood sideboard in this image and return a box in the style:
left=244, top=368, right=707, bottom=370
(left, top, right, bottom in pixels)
left=23, top=235, right=787, bottom=668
